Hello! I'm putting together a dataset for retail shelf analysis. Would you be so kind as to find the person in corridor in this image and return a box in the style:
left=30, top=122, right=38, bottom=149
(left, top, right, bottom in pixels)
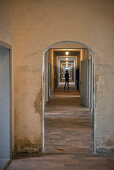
left=64, top=70, right=69, bottom=89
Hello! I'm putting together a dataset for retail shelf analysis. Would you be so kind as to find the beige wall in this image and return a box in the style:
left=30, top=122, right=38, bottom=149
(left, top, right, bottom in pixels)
left=13, top=0, right=114, bottom=153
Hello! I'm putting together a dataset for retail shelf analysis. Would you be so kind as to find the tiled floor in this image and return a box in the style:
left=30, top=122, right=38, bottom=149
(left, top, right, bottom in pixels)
left=7, top=93, right=114, bottom=170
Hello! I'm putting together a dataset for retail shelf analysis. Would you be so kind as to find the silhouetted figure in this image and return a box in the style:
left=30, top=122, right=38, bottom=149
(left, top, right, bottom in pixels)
left=64, top=70, right=69, bottom=89
left=76, top=67, right=79, bottom=90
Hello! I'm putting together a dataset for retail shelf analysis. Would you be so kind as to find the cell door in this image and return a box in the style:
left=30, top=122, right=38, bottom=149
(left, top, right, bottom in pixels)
left=80, top=59, right=92, bottom=107
left=88, top=59, right=92, bottom=109
left=54, top=66, right=57, bottom=89
left=80, top=60, right=89, bottom=107
left=0, top=47, right=11, bottom=168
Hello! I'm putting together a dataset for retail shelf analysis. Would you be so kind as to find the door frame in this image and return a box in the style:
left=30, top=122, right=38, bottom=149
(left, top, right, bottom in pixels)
left=0, top=41, right=13, bottom=158
left=42, top=41, right=96, bottom=153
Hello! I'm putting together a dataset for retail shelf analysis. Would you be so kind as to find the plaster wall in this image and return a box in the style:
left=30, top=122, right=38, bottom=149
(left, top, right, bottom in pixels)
left=13, top=0, right=114, bottom=153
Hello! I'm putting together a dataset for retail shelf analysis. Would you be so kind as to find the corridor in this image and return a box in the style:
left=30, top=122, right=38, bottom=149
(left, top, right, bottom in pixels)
left=0, top=0, right=114, bottom=169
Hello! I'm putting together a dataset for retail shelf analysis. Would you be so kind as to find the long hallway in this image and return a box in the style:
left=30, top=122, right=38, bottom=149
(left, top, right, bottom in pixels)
left=45, top=93, right=93, bottom=154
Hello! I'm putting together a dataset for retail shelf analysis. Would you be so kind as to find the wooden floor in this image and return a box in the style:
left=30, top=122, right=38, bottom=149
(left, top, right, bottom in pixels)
left=7, top=93, right=114, bottom=170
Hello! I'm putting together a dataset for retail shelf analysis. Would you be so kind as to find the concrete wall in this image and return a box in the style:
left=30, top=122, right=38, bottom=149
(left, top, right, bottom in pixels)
left=13, top=0, right=114, bottom=153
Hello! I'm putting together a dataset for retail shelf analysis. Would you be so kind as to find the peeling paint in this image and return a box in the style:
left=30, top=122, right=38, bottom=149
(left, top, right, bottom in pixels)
left=14, top=107, right=18, bottom=154
left=95, top=74, right=99, bottom=83
left=34, top=88, right=42, bottom=115
left=95, top=74, right=99, bottom=96
left=14, top=107, right=19, bottom=125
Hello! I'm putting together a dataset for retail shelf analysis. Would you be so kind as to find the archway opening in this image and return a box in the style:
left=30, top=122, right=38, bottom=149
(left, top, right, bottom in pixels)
left=42, top=41, right=95, bottom=153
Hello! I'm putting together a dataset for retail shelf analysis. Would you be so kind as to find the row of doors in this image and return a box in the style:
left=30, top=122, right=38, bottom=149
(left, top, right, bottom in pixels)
left=47, top=59, right=93, bottom=110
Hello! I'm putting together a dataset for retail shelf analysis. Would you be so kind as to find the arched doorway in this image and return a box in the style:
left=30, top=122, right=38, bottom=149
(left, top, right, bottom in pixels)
left=42, top=41, right=95, bottom=153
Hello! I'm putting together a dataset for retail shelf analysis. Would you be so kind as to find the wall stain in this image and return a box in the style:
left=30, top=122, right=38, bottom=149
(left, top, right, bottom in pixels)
left=16, top=137, right=42, bottom=153
left=14, top=107, right=18, bottom=155
left=30, top=52, right=38, bottom=57
left=104, top=139, right=114, bottom=147
left=96, top=74, right=99, bottom=83
left=34, top=88, right=42, bottom=115
left=95, top=74, right=99, bottom=95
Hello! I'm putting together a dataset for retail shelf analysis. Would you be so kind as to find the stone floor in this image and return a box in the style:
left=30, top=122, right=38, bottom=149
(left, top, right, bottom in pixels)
left=7, top=92, right=114, bottom=170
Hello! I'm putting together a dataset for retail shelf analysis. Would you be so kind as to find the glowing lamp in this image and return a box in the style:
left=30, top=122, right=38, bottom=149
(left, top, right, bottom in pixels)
left=65, top=51, right=69, bottom=55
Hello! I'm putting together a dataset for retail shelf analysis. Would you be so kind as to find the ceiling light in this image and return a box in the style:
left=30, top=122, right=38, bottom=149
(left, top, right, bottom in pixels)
left=65, top=51, right=69, bottom=55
